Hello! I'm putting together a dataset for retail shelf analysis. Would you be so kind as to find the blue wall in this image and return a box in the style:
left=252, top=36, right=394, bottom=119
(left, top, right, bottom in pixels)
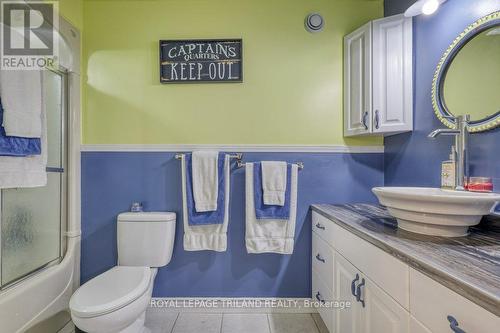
left=384, top=0, right=500, bottom=204
left=81, top=152, right=383, bottom=297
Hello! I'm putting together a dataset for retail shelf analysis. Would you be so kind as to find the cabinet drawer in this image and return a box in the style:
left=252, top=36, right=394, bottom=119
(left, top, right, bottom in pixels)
left=410, top=268, right=500, bottom=333
left=312, top=232, right=334, bottom=290
left=330, top=221, right=409, bottom=310
left=312, top=270, right=334, bottom=333
left=312, top=212, right=335, bottom=247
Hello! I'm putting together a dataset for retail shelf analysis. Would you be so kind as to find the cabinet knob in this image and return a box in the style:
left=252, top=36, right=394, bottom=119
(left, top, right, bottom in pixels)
left=315, top=253, right=326, bottom=263
left=351, top=273, right=360, bottom=297
left=315, top=223, right=325, bottom=230
left=447, top=315, right=466, bottom=333
left=356, top=278, right=366, bottom=308
left=315, top=291, right=325, bottom=304
left=374, top=110, right=380, bottom=130
left=362, top=111, right=369, bottom=130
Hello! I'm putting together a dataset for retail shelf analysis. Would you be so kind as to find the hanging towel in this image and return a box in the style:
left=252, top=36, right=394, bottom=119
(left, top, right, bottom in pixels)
left=0, top=74, right=47, bottom=188
left=261, top=161, right=287, bottom=206
left=192, top=151, right=219, bottom=212
left=185, top=153, right=226, bottom=225
left=0, top=99, right=41, bottom=156
left=245, top=163, right=298, bottom=254
left=0, top=69, right=43, bottom=138
left=181, top=153, right=230, bottom=252
left=254, top=162, right=291, bottom=220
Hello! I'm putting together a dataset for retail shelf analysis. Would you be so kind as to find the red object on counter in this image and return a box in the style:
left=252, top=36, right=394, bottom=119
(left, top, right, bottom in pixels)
left=466, top=177, right=494, bottom=192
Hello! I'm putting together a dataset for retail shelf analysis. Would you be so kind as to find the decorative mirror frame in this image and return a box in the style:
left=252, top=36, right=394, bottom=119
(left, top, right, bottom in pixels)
left=431, top=11, right=500, bottom=132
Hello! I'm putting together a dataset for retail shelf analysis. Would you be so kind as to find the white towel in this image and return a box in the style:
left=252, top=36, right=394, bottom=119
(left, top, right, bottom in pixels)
left=0, top=69, right=43, bottom=138
left=182, top=154, right=230, bottom=252
left=245, top=163, right=298, bottom=254
left=261, top=161, right=287, bottom=206
left=0, top=72, right=47, bottom=188
left=192, top=151, right=219, bottom=212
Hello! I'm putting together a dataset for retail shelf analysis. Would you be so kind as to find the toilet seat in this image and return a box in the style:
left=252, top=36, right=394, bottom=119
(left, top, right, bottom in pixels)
left=70, top=266, right=151, bottom=318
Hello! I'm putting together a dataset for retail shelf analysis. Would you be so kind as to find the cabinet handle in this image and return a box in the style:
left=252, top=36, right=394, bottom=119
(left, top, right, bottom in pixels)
left=315, top=291, right=325, bottom=304
left=447, top=316, right=466, bottom=333
left=356, top=278, right=365, bottom=308
left=374, top=110, right=380, bottom=130
left=351, top=273, right=360, bottom=297
left=315, top=253, right=325, bottom=263
left=362, top=111, right=368, bottom=130
left=315, top=223, right=325, bottom=230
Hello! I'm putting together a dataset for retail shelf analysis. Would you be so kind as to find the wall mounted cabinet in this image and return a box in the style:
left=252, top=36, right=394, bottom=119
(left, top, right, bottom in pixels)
left=344, top=14, right=413, bottom=137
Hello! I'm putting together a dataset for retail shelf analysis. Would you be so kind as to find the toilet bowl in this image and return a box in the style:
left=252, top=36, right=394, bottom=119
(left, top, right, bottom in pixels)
left=70, top=212, right=176, bottom=333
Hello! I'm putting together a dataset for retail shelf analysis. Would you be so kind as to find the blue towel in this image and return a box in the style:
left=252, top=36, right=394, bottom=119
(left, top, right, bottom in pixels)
left=185, top=153, right=226, bottom=225
left=0, top=99, right=41, bottom=156
left=254, top=162, right=291, bottom=220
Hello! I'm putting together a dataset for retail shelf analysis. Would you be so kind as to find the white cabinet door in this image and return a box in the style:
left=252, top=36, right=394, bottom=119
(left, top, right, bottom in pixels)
left=334, top=252, right=363, bottom=333
left=344, top=22, right=372, bottom=136
left=410, top=316, right=432, bottom=333
left=372, top=14, right=413, bottom=135
left=359, top=274, right=410, bottom=333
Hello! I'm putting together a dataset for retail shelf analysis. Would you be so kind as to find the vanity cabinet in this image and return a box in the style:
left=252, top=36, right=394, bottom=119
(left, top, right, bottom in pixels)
left=312, top=214, right=409, bottom=333
left=344, top=14, right=413, bottom=137
left=311, top=211, right=499, bottom=333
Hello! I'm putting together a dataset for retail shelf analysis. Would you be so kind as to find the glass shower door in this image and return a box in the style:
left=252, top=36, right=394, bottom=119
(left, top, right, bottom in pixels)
left=0, top=69, right=67, bottom=287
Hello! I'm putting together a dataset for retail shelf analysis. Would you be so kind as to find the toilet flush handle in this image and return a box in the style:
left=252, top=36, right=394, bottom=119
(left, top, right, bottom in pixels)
left=131, top=202, right=143, bottom=212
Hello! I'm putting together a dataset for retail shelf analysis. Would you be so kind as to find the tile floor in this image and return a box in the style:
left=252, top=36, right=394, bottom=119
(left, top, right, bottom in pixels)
left=145, top=309, right=329, bottom=333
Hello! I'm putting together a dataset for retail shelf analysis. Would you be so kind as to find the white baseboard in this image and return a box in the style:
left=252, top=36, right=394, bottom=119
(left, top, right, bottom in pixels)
left=149, top=297, right=318, bottom=314
left=80, top=144, right=384, bottom=154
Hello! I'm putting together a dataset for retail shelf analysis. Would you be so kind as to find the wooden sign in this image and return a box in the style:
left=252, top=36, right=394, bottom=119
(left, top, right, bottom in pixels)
left=159, top=39, right=242, bottom=83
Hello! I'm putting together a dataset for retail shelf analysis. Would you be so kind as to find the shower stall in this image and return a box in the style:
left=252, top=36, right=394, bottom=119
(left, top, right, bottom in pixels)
left=0, top=17, right=81, bottom=333
left=1, top=68, right=68, bottom=289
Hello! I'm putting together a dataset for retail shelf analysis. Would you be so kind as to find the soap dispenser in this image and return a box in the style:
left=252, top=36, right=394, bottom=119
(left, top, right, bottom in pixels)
left=441, top=146, right=456, bottom=189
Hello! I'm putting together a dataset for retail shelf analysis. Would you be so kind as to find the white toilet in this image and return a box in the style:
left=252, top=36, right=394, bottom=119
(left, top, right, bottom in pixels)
left=70, top=212, right=176, bottom=333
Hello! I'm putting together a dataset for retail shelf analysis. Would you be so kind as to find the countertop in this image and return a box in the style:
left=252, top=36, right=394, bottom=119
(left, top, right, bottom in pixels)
left=311, top=204, right=500, bottom=316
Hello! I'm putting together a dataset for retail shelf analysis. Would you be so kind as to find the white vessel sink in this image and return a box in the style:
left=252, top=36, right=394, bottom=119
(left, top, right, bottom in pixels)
left=372, top=187, right=500, bottom=237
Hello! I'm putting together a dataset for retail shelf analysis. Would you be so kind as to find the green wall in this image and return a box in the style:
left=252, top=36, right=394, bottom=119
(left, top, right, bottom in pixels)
left=56, top=0, right=83, bottom=31
left=82, top=0, right=383, bottom=145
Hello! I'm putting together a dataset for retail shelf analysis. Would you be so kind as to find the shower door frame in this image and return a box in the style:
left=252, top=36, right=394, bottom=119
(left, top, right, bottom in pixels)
left=0, top=65, right=69, bottom=290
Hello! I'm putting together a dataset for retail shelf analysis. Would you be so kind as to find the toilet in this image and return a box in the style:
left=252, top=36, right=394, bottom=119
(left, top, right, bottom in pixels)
left=70, top=212, right=176, bottom=333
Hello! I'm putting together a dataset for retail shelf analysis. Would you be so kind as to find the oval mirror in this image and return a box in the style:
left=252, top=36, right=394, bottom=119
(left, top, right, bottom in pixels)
left=432, top=11, right=500, bottom=132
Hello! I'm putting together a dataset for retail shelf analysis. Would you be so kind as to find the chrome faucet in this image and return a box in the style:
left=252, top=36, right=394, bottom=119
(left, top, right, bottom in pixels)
left=428, top=115, right=470, bottom=191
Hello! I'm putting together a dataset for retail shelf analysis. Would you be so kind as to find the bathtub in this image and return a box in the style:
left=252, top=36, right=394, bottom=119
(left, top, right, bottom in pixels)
left=0, top=235, right=80, bottom=332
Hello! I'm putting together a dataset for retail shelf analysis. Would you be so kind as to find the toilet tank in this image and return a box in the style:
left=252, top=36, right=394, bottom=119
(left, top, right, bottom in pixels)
left=117, top=212, right=176, bottom=267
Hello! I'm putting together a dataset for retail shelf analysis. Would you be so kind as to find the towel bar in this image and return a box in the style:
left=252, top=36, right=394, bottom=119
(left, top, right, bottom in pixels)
left=236, top=161, right=304, bottom=170
left=175, top=153, right=243, bottom=161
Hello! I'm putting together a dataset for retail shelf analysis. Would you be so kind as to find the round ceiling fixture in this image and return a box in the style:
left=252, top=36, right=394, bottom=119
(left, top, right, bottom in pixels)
left=305, top=13, right=324, bottom=33
left=404, top=0, right=447, bottom=17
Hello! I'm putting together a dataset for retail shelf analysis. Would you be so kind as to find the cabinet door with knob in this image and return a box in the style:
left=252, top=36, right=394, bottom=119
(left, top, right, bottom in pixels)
left=359, top=274, right=410, bottom=333
left=334, top=251, right=409, bottom=333
left=344, top=22, right=372, bottom=136
left=372, top=15, right=413, bottom=134
left=334, top=252, right=363, bottom=333
left=409, top=268, right=500, bottom=333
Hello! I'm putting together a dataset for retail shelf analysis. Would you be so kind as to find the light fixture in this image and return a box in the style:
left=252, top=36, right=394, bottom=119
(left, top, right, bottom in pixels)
left=404, top=0, right=447, bottom=17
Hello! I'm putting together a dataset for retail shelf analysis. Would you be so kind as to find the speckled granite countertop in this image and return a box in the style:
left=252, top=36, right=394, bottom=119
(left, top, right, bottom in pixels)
left=311, top=204, right=500, bottom=316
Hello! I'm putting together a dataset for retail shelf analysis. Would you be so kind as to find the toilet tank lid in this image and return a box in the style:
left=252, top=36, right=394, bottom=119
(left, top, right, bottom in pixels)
left=118, top=212, right=176, bottom=222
